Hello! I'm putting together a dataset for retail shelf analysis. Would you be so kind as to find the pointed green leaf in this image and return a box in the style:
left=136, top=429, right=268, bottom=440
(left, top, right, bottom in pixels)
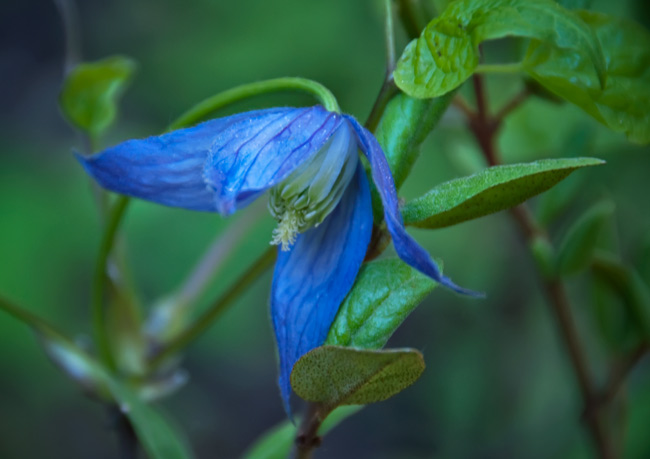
left=59, top=55, right=136, bottom=136
left=102, top=375, right=195, bottom=459
left=394, top=0, right=605, bottom=98
left=326, top=258, right=436, bottom=349
left=524, top=11, right=650, bottom=143
left=242, top=406, right=361, bottom=459
left=402, top=157, right=604, bottom=229
left=291, top=346, right=425, bottom=408
left=557, top=201, right=615, bottom=275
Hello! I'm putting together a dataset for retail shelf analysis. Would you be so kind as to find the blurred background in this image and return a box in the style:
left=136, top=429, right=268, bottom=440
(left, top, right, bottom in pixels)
left=1, top=0, right=649, bottom=457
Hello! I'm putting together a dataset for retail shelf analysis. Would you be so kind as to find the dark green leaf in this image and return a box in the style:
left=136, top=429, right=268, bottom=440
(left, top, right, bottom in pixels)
left=291, top=346, right=425, bottom=408
left=592, top=254, right=650, bottom=341
left=557, top=201, right=615, bottom=275
left=326, top=258, right=436, bottom=349
left=555, top=0, right=593, bottom=10
left=242, top=406, right=361, bottom=459
left=524, top=11, right=650, bottom=143
left=59, top=56, right=136, bottom=136
left=402, top=157, right=604, bottom=229
left=394, top=0, right=605, bottom=98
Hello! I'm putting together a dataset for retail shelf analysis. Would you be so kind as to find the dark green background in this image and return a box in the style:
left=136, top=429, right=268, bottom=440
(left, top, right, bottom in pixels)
left=1, top=0, right=649, bottom=457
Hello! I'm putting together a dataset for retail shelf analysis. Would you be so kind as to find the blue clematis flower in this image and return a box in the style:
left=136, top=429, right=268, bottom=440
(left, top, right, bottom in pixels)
left=78, top=105, right=479, bottom=413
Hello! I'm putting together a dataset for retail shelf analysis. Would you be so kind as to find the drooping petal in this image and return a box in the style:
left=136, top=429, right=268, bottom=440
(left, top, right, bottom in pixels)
left=344, top=115, right=483, bottom=297
left=271, top=163, right=373, bottom=415
left=77, top=106, right=343, bottom=214
left=203, top=106, right=343, bottom=215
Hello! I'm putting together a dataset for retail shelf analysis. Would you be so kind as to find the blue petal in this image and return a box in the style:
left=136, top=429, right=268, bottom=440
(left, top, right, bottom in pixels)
left=271, top=163, right=373, bottom=416
left=203, top=106, right=343, bottom=215
left=344, top=115, right=484, bottom=297
left=77, top=106, right=342, bottom=214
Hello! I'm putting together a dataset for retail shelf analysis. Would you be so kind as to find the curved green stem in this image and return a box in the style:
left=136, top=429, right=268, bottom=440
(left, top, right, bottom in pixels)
left=169, top=77, right=340, bottom=131
left=148, top=246, right=277, bottom=370
left=92, top=195, right=130, bottom=372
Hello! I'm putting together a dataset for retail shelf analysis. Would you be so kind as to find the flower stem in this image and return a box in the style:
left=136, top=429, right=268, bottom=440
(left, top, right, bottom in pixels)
left=147, top=246, right=277, bottom=370
left=92, top=195, right=130, bottom=372
left=168, top=77, right=340, bottom=131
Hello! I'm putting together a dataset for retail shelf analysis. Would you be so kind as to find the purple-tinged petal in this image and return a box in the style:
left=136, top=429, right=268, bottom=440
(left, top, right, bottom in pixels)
left=203, top=106, right=343, bottom=215
left=344, top=115, right=484, bottom=297
left=271, top=163, right=373, bottom=415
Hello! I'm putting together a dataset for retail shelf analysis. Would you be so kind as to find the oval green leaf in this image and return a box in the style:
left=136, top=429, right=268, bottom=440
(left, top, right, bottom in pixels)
left=401, top=157, right=604, bottom=229
left=524, top=11, right=650, bottom=144
left=326, top=258, right=436, bottom=349
left=291, top=346, right=425, bottom=408
left=59, top=55, right=136, bottom=136
left=556, top=201, right=615, bottom=276
left=394, top=0, right=605, bottom=98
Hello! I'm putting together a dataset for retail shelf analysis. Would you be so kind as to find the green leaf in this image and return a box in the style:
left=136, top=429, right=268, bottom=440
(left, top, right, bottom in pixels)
left=242, top=406, right=361, bottom=459
left=555, top=0, right=593, bottom=10
left=402, top=157, right=604, bottom=229
left=524, top=11, right=650, bottom=143
left=556, top=201, right=615, bottom=275
left=59, top=55, right=136, bottom=136
left=102, top=375, right=195, bottom=459
left=592, top=254, right=650, bottom=341
left=394, top=0, right=605, bottom=98
left=0, top=297, right=194, bottom=459
left=291, top=346, right=425, bottom=408
left=326, top=258, right=436, bottom=349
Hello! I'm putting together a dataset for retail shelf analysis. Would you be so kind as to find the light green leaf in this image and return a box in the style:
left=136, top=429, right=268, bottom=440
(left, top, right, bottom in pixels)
left=394, top=0, right=605, bottom=98
left=59, top=55, right=136, bottom=136
left=402, top=157, right=604, bottom=229
left=557, top=201, right=615, bottom=275
left=242, top=406, right=361, bottom=459
left=524, top=11, right=650, bottom=143
left=291, top=346, right=425, bottom=408
left=326, top=258, right=436, bottom=349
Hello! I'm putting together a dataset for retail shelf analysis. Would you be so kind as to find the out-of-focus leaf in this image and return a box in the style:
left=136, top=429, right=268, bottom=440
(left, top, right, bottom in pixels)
left=402, top=157, right=604, bottom=229
left=524, top=11, right=650, bottom=143
left=135, top=369, right=189, bottom=403
left=106, top=280, right=147, bottom=376
left=394, top=0, right=605, bottom=98
left=0, top=297, right=194, bottom=459
left=530, top=236, right=556, bottom=280
left=326, top=258, right=436, bottom=349
left=242, top=406, right=361, bottom=459
left=291, top=346, right=425, bottom=408
left=555, top=0, right=593, bottom=9
left=557, top=201, right=615, bottom=275
left=102, top=374, right=195, bottom=459
left=592, top=254, right=650, bottom=340
left=59, top=55, right=136, bottom=136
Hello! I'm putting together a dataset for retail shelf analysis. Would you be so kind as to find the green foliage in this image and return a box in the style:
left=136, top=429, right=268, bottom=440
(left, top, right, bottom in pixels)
left=242, top=406, right=361, bottom=459
left=59, top=56, right=136, bottom=136
left=394, top=0, right=605, bottom=98
left=556, top=201, right=615, bottom=275
left=291, top=346, right=425, bottom=408
left=592, top=254, right=650, bottom=343
left=524, top=11, right=650, bottom=143
left=401, top=157, right=604, bottom=229
left=326, top=258, right=436, bottom=349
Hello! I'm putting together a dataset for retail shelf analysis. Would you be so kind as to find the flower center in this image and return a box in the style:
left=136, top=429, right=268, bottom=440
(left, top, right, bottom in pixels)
left=270, top=208, right=305, bottom=251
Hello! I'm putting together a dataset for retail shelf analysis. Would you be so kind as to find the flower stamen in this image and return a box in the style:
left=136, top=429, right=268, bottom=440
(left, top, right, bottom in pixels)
left=271, top=209, right=305, bottom=251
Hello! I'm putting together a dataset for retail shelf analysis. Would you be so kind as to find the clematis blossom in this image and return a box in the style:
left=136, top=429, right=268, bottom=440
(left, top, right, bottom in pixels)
left=78, top=105, right=479, bottom=413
